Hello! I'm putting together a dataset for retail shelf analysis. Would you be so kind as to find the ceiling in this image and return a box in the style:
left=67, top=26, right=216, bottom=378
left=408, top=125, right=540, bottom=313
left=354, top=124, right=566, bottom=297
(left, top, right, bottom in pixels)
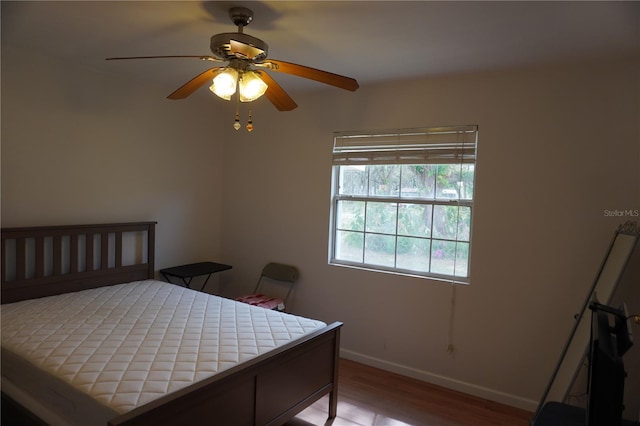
left=2, top=1, right=639, bottom=98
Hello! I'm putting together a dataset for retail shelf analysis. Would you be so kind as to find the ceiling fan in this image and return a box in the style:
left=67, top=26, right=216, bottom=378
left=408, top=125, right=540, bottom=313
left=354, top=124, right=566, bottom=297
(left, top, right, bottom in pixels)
left=106, top=7, right=359, bottom=131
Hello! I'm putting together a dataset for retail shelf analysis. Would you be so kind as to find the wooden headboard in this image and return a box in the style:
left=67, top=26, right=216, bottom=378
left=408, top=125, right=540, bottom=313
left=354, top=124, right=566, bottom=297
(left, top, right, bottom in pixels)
left=1, top=222, right=156, bottom=304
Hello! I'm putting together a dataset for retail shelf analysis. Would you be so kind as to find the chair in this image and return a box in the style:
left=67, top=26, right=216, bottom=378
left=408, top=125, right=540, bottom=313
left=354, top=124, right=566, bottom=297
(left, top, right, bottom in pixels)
left=235, top=262, right=299, bottom=311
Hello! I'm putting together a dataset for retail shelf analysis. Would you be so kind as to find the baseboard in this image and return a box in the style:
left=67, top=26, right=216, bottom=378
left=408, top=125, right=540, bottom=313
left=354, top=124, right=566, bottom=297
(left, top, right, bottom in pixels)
left=340, top=348, right=539, bottom=413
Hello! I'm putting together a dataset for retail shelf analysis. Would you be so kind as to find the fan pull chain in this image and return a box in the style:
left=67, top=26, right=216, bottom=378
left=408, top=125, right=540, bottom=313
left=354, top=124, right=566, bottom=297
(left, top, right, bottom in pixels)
left=246, top=109, right=254, bottom=132
left=233, top=93, right=241, bottom=130
left=232, top=95, right=255, bottom=132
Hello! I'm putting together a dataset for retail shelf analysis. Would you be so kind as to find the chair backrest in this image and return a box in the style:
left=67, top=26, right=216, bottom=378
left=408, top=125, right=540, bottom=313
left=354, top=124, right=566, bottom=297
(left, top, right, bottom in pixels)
left=253, top=262, right=299, bottom=303
left=262, top=262, right=299, bottom=282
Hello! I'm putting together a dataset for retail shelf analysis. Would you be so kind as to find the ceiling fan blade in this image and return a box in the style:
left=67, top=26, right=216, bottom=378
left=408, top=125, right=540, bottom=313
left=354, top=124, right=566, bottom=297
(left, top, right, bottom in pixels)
left=261, top=59, right=359, bottom=92
left=106, top=55, right=222, bottom=63
left=167, top=67, right=224, bottom=100
left=230, top=39, right=265, bottom=60
left=257, top=71, right=297, bottom=111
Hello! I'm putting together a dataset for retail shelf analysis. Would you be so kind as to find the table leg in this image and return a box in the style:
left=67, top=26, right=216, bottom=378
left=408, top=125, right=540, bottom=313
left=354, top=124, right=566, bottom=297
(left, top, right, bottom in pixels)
left=198, top=274, right=213, bottom=291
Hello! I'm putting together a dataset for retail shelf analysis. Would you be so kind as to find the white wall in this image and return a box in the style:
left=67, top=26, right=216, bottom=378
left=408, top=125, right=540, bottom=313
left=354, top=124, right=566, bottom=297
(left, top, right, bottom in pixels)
left=219, top=56, right=640, bottom=412
left=1, top=46, right=227, bottom=273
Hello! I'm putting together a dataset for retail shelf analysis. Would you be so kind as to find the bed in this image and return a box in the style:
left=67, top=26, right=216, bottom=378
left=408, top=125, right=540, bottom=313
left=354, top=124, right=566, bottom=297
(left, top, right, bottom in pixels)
left=1, top=222, right=342, bottom=426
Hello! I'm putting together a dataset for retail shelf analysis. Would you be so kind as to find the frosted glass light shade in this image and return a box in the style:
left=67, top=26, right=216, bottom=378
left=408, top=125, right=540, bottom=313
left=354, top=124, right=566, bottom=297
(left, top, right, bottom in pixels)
left=209, top=68, right=238, bottom=100
left=239, top=71, right=268, bottom=102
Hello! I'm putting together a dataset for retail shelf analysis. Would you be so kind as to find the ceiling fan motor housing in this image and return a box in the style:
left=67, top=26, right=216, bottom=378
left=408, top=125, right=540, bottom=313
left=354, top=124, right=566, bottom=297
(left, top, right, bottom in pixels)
left=210, top=33, right=269, bottom=62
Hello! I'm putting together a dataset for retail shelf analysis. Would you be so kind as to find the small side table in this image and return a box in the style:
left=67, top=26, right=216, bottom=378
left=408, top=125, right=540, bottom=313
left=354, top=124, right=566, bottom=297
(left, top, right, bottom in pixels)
left=160, top=261, right=232, bottom=292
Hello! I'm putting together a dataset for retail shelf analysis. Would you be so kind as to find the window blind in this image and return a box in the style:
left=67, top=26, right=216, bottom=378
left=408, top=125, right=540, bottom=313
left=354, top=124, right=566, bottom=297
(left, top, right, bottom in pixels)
left=332, top=125, right=478, bottom=165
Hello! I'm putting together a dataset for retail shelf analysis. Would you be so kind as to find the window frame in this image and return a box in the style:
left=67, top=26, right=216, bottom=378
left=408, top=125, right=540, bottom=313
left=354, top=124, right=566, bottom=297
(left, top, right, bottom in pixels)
left=328, top=126, right=478, bottom=284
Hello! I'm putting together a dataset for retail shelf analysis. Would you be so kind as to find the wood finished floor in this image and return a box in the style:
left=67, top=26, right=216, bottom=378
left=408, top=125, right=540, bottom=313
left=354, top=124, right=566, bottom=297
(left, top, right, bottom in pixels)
left=286, top=359, right=533, bottom=426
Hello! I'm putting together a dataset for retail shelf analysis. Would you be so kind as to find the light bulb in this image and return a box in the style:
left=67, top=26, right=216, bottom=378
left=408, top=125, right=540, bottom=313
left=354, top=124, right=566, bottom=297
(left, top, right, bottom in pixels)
left=239, top=71, right=268, bottom=102
left=210, top=68, right=238, bottom=100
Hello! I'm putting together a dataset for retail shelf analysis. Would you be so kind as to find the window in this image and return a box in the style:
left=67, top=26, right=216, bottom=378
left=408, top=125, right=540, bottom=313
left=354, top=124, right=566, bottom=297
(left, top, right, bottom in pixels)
left=329, top=125, right=478, bottom=283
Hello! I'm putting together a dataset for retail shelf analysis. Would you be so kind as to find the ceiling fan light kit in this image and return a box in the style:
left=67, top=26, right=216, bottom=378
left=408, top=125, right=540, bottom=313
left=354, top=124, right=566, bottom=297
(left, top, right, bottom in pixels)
left=106, top=6, right=359, bottom=131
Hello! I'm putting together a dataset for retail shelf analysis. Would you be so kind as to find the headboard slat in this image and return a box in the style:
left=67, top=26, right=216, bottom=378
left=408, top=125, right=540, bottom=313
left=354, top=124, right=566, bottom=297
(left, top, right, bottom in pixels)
left=1, top=239, right=5, bottom=282
left=53, top=235, right=62, bottom=276
left=35, top=237, right=45, bottom=278
left=70, top=234, right=79, bottom=273
left=101, top=232, right=109, bottom=270
left=86, top=233, right=94, bottom=272
left=147, top=225, right=156, bottom=279
left=115, top=231, right=123, bottom=268
left=16, top=238, right=26, bottom=281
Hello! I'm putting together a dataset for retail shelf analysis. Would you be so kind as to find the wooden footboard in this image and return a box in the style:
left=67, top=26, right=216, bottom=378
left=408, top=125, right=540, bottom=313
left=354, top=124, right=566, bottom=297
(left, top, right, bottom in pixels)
left=110, top=322, right=342, bottom=426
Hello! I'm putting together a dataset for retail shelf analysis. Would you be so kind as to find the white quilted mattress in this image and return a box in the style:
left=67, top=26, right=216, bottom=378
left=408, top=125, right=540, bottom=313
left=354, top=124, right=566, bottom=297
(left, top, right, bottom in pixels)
left=1, top=280, right=326, bottom=425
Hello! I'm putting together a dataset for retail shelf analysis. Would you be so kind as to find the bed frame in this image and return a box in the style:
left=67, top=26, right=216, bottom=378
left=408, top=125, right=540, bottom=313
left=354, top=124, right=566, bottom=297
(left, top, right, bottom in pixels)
left=1, top=222, right=342, bottom=426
